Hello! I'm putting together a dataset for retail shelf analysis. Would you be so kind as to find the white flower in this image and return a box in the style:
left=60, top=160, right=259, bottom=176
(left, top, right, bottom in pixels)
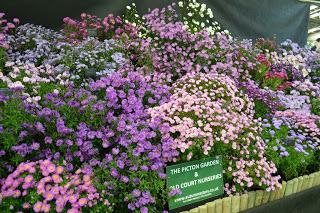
left=34, top=96, right=41, bottom=101
left=26, top=97, right=32, bottom=103
left=207, top=8, right=214, bottom=18
left=23, top=77, right=30, bottom=82
left=8, top=81, right=24, bottom=89
left=9, top=72, right=17, bottom=79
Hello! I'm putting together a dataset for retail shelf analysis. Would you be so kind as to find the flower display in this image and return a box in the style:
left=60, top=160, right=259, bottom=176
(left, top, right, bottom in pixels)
left=0, top=1, right=320, bottom=212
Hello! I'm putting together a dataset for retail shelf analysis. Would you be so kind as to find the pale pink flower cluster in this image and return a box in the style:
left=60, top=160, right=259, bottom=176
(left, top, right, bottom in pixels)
left=150, top=72, right=254, bottom=155
left=224, top=131, right=281, bottom=194
left=1, top=62, right=71, bottom=104
left=149, top=72, right=281, bottom=193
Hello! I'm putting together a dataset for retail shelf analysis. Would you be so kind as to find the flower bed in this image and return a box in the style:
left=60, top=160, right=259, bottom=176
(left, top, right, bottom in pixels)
left=0, top=1, right=320, bottom=212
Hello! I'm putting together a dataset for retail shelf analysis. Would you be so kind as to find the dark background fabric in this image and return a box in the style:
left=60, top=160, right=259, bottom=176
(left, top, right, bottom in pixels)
left=0, top=0, right=172, bottom=29
left=0, top=0, right=310, bottom=45
left=205, top=0, right=310, bottom=45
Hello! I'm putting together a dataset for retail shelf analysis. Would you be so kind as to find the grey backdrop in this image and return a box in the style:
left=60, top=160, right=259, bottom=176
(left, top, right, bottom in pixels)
left=0, top=0, right=310, bottom=45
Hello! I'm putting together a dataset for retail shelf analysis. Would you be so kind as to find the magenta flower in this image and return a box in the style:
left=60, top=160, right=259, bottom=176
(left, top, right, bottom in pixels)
left=33, top=202, right=42, bottom=212
left=78, top=198, right=88, bottom=206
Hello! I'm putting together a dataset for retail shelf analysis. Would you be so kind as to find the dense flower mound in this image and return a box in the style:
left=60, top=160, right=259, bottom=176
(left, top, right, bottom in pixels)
left=149, top=72, right=281, bottom=194
left=0, top=160, right=103, bottom=213
left=60, top=38, right=127, bottom=84
left=150, top=72, right=253, bottom=154
left=6, top=24, right=64, bottom=66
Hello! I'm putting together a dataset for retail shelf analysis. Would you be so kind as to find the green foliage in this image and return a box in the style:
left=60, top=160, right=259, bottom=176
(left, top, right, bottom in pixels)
left=18, top=38, right=37, bottom=52
left=251, top=64, right=269, bottom=83
left=262, top=77, right=284, bottom=91
left=254, top=99, right=271, bottom=118
left=311, top=98, right=320, bottom=116
left=310, top=68, right=320, bottom=83
left=0, top=97, right=35, bottom=176
left=0, top=47, right=7, bottom=72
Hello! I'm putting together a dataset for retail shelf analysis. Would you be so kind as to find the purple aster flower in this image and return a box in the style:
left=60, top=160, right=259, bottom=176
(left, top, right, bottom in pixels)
left=116, top=160, right=125, bottom=169
left=53, top=152, right=60, bottom=160
left=66, top=163, right=73, bottom=171
left=104, top=154, right=113, bottom=163
left=44, top=136, right=52, bottom=144
left=120, top=175, right=129, bottom=183
left=65, top=139, right=73, bottom=146
left=34, top=122, right=45, bottom=133
left=140, top=207, right=148, bottom=213
left=87, top=131, right=96, bottom=139
left=112, top=148, right=120, bottom=155
left=158, top=173, right=166, bottom=179
left=128, top=203, right=135, bottom=211
left=56, top=139, right=64, bottom=146
left=141, top=165, right=149, bottom=171
left=133, top=178, right=140, bottom=185
left=132, top=189, right=141, bottom=198
left=110, top=168, right=119, bottom=178
left=168, top=188, right=182, bottom=197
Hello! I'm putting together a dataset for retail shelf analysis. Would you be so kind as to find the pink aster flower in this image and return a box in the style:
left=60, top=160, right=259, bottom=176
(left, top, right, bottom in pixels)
left=7, top=22, right=16, bottom=29
left=52, top=174, right=62, bottom=183
left=44, top=191, right=55, bottom=201
left=67, top=208, right=80, bottom=213
left=33, top=202, right=42, bottom=212
left=51, top=186, right=60, bottom=195
left=41, top=203, right=51, bottom=213
left=69, top=194, right=79, bottom=204
left=78, top=198, right=88, bottom=206
left=13, top=190, right=21, bottom=198
left=56, top=166, right=64, bottom=174
left=47, top=163, right=56, bottom=173
left=23, top=203, right=30, bottom=209
left=24, top=175, right=34, bottom=183
left=13, top=18, right=19, bottom=24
